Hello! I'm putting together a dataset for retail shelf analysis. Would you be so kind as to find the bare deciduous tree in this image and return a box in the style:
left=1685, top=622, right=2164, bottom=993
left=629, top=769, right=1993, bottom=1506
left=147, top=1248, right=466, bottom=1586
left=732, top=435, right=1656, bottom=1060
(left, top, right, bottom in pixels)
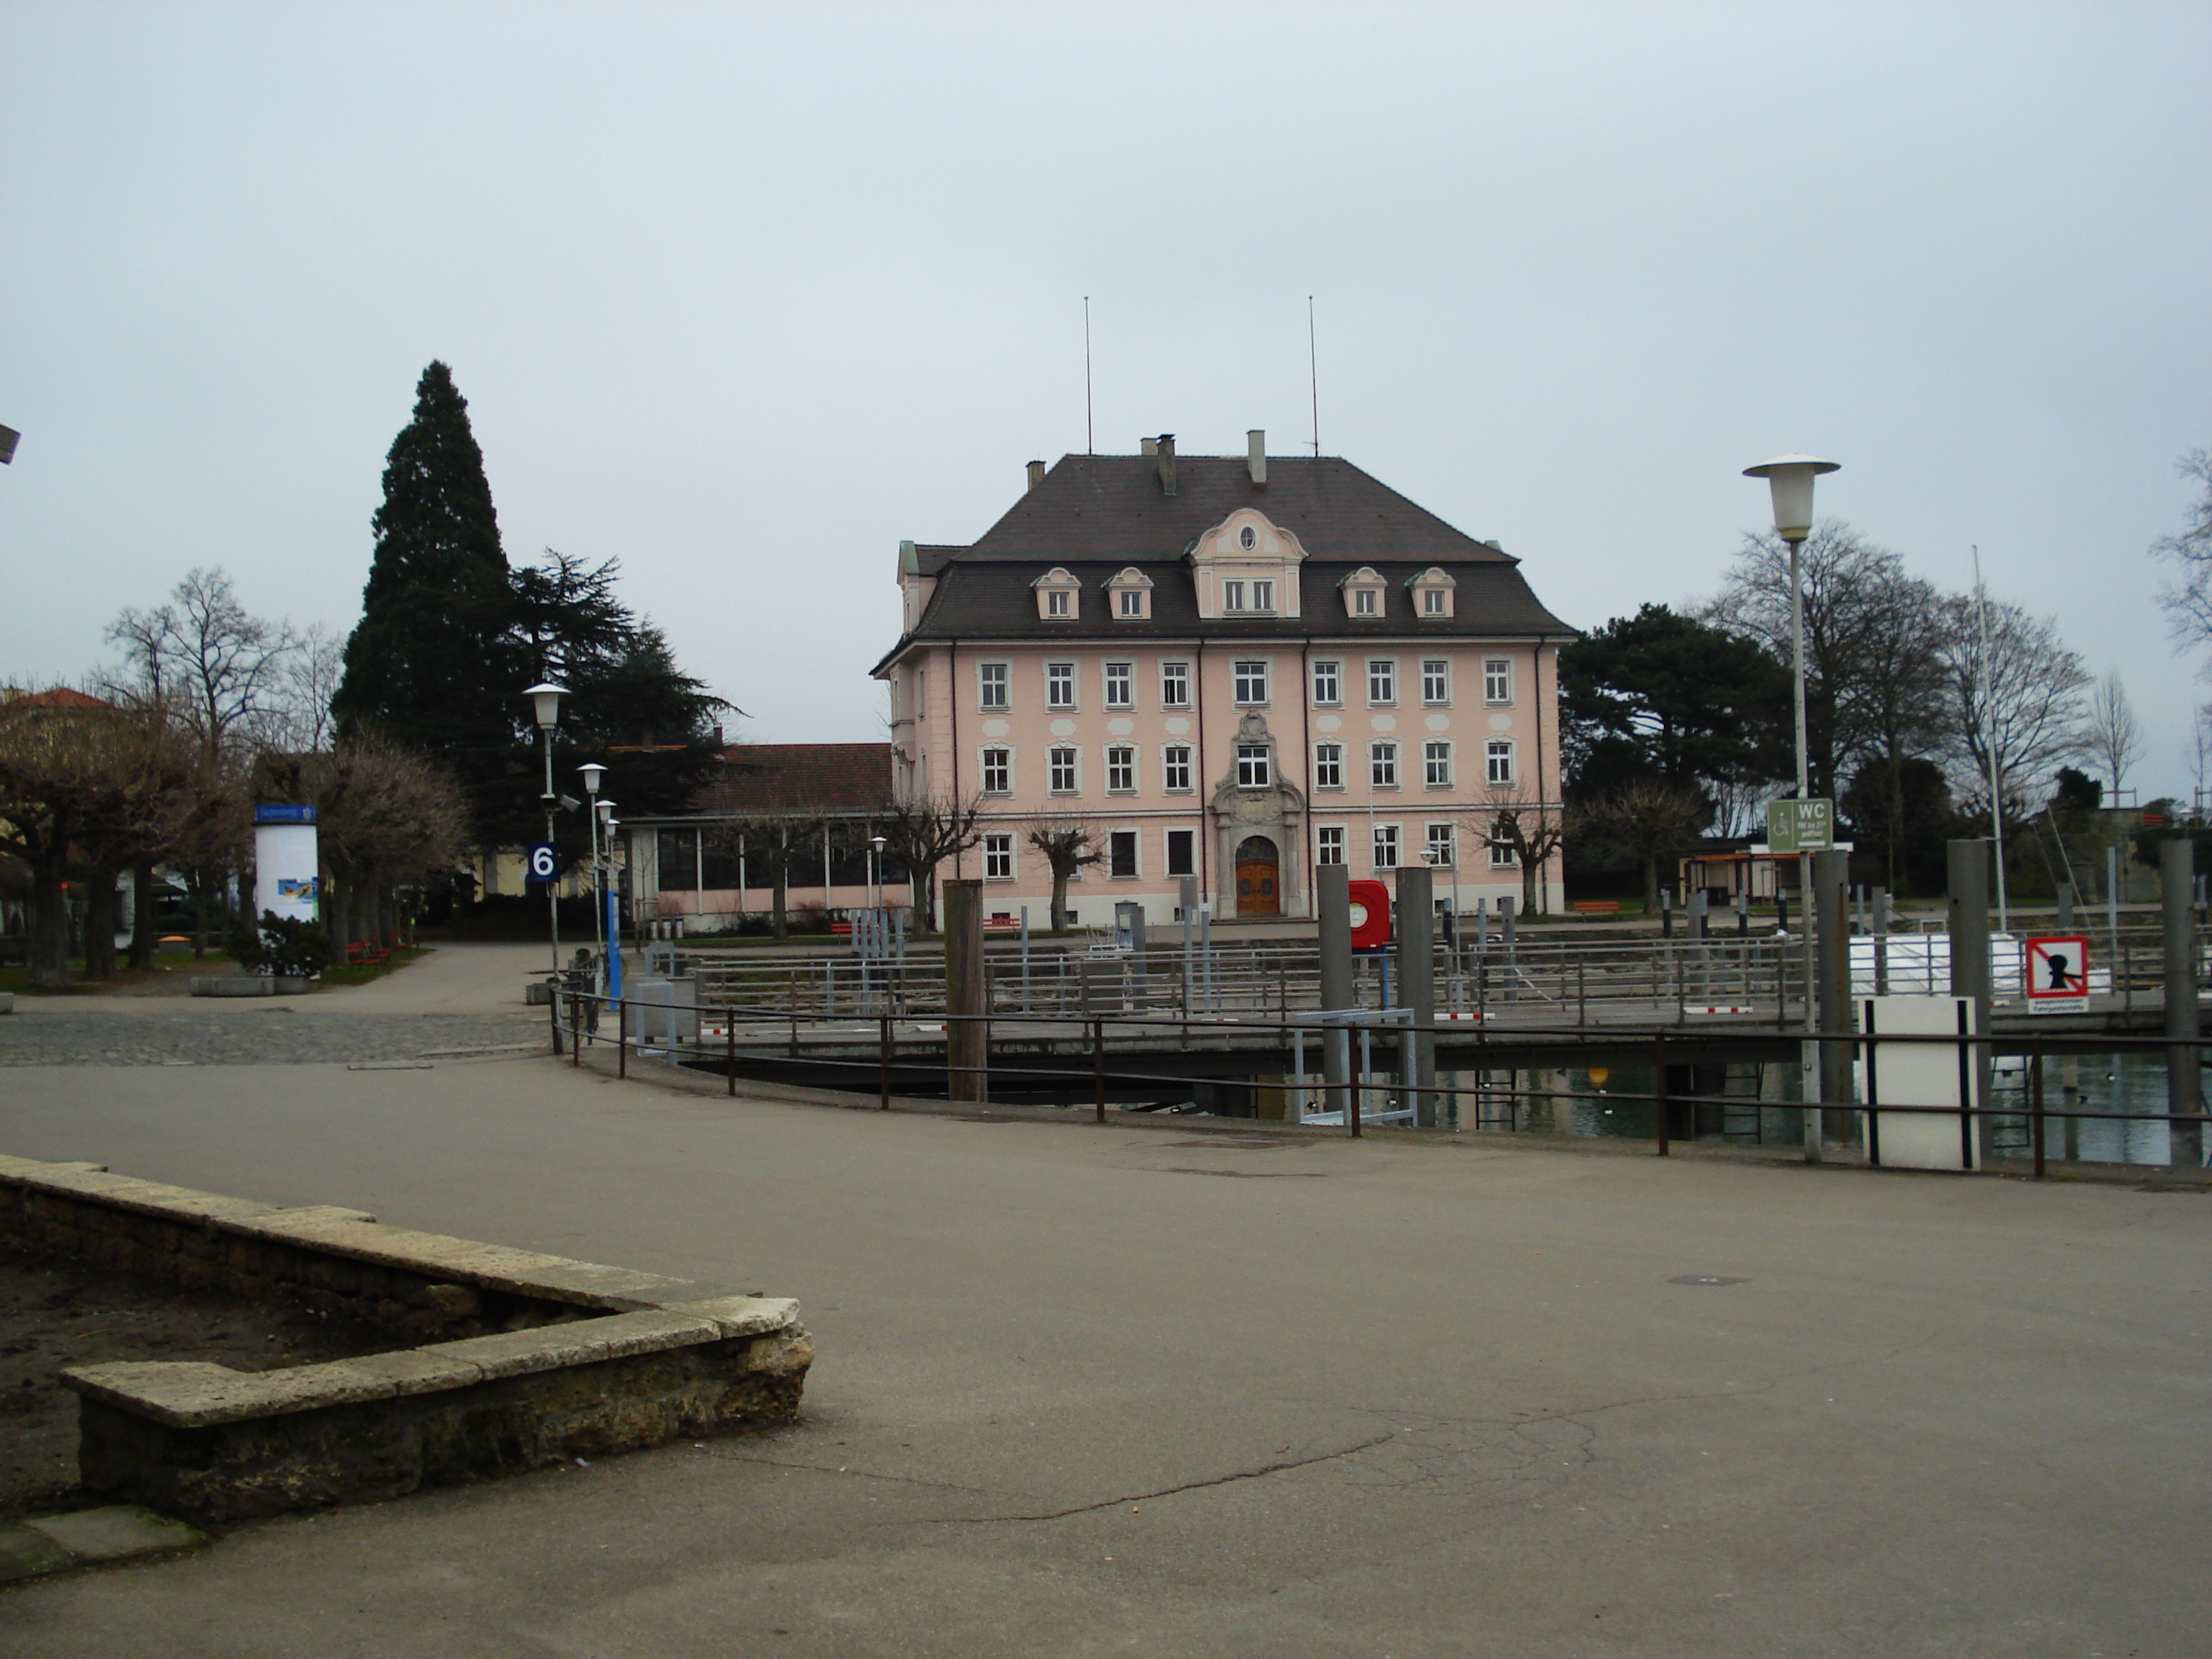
left=883, top=793, right=983, bottom=927
left=1022, top=817, right=1102, bottom=931
left=1479, top=788, right=1567, bottom=916
left=713, top=814, right=828, bottom=939
left=1581, top=783, right=1707, bottom=913
left=2084, top=670, right=2143, bottom=804
left=2151, top=448, right=2212, bottom=650
left=105, top=567, right=299, bottom=757
left=1938, top=591, right=2090, bottom=822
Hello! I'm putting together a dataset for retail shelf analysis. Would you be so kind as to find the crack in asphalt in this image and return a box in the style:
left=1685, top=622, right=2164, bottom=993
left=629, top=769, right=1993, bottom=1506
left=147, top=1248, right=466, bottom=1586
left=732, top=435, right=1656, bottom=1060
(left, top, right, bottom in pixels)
left=934, top=1431, right=1402, bottom=1524
left=694, top=1448, right=1028, bottom=1500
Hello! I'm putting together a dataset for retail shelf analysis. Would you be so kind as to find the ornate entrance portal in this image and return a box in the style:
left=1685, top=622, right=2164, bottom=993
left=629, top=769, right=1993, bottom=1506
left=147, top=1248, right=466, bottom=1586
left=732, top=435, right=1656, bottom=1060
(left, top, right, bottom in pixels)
left=1235, top=835, right=1281, bottom=916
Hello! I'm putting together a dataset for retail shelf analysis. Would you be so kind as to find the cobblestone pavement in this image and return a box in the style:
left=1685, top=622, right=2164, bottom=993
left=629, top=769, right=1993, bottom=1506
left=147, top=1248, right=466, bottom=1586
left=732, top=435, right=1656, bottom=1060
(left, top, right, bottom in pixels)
left=0, top=1012, right=547, bottom=1068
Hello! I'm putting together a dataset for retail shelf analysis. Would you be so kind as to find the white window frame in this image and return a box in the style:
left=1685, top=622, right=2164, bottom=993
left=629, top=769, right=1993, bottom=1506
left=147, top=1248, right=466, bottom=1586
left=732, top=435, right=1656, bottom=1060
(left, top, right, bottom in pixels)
left=1353, top=586, right=1379, bottom=616
left=1233, top=659, right=1269, bottom=706
left=1422, top=586, right=1447, bottom=616
left=1046, top=588, right=1071, bottom=618
left=980, top=746, right=1012, bottom=795
left=1222, top=579, right=1247, bottom=613
left=1484, top=657, right=1514, bottom=704
left=1118, top=588, right=1146, bottom=618
left=1107, top=829, right=1140, bottom=878
left=1316, top=826, right=1346, bottom=866
left=1425, top=822, right=1456, bottom=866
left=984, top=832, right=1014, bottom=880
left=1103, top=661, right=1133, bottom=709
left=1162, top=744, right=1193, bottom=792
left=1046, top=662, right=1076, bottom=711
left=1311, top=660, right=1341, bottom=706
left=1236, top=744, right=1272, bottom=788
left=978, top=661, right=1010, bottom=711
left=1166, top=827, right=1197, bottom=878
left=1367, top=659, right=1396, bottom=706
left=1372, top=823, right=1401, bottom=869
left=1313, top=742, right=1344, bottom=790
left=1370, top=740, right=1399, bottom=788
left=1421, top=659, right=1449, bottom=705
left=1048, top=746, right=1079, bottom=793
left=1251, top=578, right=1275, bottom=612
left=1161, top=660, right=1191, bottom=709
left=1489, top=827, right=1519, bottom=868
left=1106, top=745, right=1136, bottom=793
left=1486, top=739, right=1515, bottom=786
left=1424, top=739, right=1453, bottom=788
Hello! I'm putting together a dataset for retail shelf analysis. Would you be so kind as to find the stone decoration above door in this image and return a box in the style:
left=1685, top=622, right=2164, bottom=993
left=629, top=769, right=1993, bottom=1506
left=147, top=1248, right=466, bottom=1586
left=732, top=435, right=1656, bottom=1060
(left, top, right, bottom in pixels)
left=1208, top=711, right=1307, bottom=917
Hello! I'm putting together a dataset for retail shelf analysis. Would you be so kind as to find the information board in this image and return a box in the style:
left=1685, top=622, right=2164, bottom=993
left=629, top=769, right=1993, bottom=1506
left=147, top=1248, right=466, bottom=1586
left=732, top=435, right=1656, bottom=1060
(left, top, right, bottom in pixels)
left=1766, top=797, right=1835, bottom=853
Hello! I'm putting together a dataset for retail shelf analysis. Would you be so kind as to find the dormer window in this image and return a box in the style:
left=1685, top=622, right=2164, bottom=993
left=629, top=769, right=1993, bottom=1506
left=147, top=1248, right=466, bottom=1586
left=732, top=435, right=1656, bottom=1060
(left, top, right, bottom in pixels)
left=1408, top=567, right=1456, bottom=619
left=1105, top=565, right=1153, bottom=621
left=1341, top=567, right=1387, bottom=618
left=1033, top=567, right=1082, bottom=620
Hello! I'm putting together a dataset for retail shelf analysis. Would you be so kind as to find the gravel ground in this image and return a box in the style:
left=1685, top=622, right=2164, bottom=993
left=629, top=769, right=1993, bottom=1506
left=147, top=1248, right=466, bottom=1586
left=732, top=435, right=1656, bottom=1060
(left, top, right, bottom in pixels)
left=0, top=1252, right=387, bottom=1521
left=0, top=1012, right=549, bottom=1068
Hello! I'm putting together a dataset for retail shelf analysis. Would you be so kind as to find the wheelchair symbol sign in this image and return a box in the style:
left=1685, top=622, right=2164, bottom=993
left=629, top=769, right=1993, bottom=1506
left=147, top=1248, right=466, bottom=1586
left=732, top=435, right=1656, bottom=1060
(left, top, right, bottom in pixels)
left=526, top=843, right=561, bottom=884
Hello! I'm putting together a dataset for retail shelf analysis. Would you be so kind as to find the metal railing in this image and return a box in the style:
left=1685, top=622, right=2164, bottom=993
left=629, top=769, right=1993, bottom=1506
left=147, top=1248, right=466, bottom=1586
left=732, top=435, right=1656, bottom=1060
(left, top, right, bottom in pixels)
left=545, top=986, right=2210, bottom=1177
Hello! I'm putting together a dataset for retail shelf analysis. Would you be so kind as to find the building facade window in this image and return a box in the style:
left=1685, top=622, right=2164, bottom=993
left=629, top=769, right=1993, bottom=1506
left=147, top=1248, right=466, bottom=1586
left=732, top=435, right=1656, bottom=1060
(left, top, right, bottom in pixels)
left=1109, top=830, right=1138, bottom=878
left=1311, top=660, right=1341, bottom=706
left=1223, top=579, right=1246, bottom=612
left=979, top=662, right=1010, bottom=710
left=1484, top=657, right=1514, bottom=703
left=1162, top=745, right=1192, bottom=792
left=980, top=747, right=1011, bottom=794
left=984, top=833, right=1014, bottom=880
left=1354, top=588, right=1378, bottom=616
left=1046, top=588, right=1071, bottom=617
left=1103, top=662, right=1132, bottom=709
left=1372, top=824, right=1401, bottom=868
left=1486, top=739, right=1514, bottom=785
left=1423, top=587, right=1447, bottom=615
left=1313, top=742, right=1344, bottom=789
left=1049, top=746, right=1079, bottom=793
left=1236, top=744, right=1272, bottom=788
left=1370, top=740, right=1399, bottom=788
left=1119, top=588, right=1145, bottom=617
left=1421, top=659, right=1449, bottom=704
left=1106, top=745, right=1136, bottom=793
left=1166, top=828, right=1196, bottom=877
left=1489, top=825, right=1519, bottom=868
left=1367, top=659, right=1396, bottom=705
left=1046, top=662, right=1076, bottom=710
left=1161, top=660, right=1190, bottom=709
left=1425, top=822, right=1456, bottom=866
left=1316, top=826, right=1346, bottom=866
left=1251, top=578, right=1274, bottom=611
left=1424, top=740, right=1453, bottom=787
left=1233, top=660, right=1269, bottom=704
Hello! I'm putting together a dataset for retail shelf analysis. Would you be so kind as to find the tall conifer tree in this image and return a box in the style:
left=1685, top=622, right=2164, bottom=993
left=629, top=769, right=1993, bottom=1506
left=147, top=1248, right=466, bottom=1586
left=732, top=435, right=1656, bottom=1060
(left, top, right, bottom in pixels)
left=334, top=361, right=516, bottom=837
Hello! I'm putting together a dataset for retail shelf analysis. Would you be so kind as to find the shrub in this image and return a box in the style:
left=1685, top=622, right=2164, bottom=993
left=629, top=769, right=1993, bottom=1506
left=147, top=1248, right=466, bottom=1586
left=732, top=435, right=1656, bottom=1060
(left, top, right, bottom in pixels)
left=226, top=912, right=335, bottom=979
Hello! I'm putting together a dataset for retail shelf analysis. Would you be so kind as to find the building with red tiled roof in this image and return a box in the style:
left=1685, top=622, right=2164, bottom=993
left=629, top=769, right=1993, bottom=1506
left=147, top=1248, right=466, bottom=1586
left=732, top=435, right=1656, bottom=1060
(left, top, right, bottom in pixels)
left=623, top=742, right=903, bottom=931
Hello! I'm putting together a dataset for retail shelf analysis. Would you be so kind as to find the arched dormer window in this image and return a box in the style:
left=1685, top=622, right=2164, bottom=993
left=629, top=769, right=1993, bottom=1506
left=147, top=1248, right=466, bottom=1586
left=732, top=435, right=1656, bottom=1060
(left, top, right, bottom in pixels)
left=1407, top=566, right=1457, bottom=619
left=1340, top=566, right=1388, bottom=619
left=1105, top=567, right=1154, bottom=621
left=1032, top=567, right=1082, bottom=620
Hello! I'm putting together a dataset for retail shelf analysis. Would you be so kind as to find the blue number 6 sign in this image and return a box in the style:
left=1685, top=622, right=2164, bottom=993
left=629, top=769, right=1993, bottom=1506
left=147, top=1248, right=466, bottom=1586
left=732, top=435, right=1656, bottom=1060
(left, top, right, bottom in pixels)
left=526, top=842, right=561, bottom=883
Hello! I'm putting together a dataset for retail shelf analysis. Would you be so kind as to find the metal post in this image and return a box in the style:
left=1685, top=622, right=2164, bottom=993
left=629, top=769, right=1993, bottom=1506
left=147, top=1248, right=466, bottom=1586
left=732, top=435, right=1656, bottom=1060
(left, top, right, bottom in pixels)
left=1318, top=865, right=1353, bottom=1118
left=879, top=1013, right=891, bottom=1110
left=2031, top=1043, right=2046, bottom=1179
left=1655, top=1033, right=1670, bottom=1156
left=1395, top=867, right=1434, bottom=1125
left=1092, top=1017, right=1105, bottom=1124
left=1814, top=848, right=1852, bottom=1146
left=2162, top=837, right=2200, bottom=1161
left=727, top=1014, right=736, bottom=1097
left=1873, top=887, right=1890, bottom=996
left=1948, top=838, right=1995, bottom=1166
left=616, top=999, right=626, bottom=1079
left=1347, top=1022, right=1364, bottom=1138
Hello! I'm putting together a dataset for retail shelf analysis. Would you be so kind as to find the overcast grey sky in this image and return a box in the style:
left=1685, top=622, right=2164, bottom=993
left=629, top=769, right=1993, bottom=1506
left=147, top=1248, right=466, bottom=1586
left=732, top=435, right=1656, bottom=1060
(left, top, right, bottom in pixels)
left=4, top=2, right=2207, bottom=796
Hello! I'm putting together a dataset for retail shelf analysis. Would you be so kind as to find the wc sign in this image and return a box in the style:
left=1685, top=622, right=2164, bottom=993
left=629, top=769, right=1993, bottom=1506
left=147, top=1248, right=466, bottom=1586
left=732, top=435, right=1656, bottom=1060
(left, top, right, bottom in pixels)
left=2023, top=935, right=2090, bottom=1012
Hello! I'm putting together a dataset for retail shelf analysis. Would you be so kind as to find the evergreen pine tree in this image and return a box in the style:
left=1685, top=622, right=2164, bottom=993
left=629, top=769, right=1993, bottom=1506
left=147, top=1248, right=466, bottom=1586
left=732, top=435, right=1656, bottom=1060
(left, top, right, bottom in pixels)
left=334, top=361, right=516, bottom=838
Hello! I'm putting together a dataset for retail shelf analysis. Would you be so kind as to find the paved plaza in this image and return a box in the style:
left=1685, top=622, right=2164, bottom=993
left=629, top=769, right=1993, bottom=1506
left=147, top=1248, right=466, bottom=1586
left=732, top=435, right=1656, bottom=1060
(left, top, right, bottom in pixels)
left=0, top=945, right=2205, bottom=1655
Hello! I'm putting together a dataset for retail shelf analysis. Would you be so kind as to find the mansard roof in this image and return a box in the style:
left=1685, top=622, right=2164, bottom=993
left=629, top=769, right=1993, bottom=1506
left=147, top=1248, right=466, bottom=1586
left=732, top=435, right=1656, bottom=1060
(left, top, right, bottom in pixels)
left=882, top=451, right=1573, bottom=660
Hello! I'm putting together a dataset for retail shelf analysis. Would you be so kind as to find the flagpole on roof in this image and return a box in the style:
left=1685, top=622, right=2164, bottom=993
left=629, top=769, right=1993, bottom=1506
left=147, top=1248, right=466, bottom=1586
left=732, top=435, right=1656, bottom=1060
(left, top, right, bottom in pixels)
left=1308, top=297, right=1320, bottom=458
left=1084, top=297, right=1094, bottom=456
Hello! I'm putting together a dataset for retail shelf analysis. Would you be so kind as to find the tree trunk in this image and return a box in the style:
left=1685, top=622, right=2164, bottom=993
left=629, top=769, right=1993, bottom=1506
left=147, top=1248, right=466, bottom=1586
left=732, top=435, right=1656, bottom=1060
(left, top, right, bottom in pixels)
left=127, top=855, right=158, bottom=970
left=1641, top=853, right=1661, bottom=914
left=27, top=859, right=69, bottom=988
left=1051, top=868, right=1071, bottom=932
left=82, top=866, right=119, bottom=980
left=771, top=853, right=788, bottom=940
left=1521, top=860, right=1542, bottom=918
left=188, top=872, right=211, bottom=958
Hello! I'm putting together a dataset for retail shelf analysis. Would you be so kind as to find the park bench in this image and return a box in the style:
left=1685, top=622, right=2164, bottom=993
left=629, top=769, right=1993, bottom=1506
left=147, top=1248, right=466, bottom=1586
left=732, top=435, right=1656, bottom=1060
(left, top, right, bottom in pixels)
left=346, top=938, right=391, bottom=966
left=829, top=921, right=853, bottom=938
left=1570, top=901, right=1621, bottom=918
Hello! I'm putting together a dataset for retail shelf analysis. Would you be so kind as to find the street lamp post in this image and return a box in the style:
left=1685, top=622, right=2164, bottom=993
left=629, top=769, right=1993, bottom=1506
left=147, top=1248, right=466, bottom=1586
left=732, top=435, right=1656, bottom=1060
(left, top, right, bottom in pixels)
left=1744, top=454, right=1839, bottom=1164
left=871, top=834, right=887, bottom=914
left=599, top=803, right=622, bottom=997
left=525, top=683, right=568, bottom=974
left=578, top=764, right=607, bottom=986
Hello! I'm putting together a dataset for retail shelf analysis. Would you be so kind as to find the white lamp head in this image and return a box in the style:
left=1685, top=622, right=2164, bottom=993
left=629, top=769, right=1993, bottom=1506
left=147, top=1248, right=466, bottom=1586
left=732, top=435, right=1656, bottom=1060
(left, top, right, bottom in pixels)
left=525, top=681, right=568, bottom=732
left=577, top=763, right=607, bottom=796
left=1743, top=454, right=1840, bottom=544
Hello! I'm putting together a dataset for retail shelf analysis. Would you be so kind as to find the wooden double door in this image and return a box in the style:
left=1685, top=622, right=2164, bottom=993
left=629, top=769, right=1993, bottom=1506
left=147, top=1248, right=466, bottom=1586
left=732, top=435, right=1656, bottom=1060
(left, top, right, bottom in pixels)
left=1235, top=835, right=1280, bottom=916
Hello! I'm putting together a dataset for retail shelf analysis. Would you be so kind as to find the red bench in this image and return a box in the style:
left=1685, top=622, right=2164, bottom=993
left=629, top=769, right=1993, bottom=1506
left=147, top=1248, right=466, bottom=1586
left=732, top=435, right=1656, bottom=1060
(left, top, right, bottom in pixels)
left=1570, top=901, right=1621, bottom=917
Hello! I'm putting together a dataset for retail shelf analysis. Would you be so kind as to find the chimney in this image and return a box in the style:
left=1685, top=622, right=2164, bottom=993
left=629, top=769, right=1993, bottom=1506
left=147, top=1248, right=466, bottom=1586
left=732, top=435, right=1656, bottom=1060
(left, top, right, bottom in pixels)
left=1247, top=428, right=1267, bottom=487
left=1156, top=433, right=1177, bottom=496
left=1026, top=459, right=1046, bottom=491
left=712, top=723, right=724, bottom=747
left=1140, top=437, right=1158, bottom=457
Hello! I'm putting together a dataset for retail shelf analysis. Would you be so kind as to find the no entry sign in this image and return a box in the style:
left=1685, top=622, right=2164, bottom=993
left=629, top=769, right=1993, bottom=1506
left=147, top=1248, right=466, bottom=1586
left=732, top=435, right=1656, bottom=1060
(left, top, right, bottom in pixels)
left=2023, top=935, right=2090, bottom=1011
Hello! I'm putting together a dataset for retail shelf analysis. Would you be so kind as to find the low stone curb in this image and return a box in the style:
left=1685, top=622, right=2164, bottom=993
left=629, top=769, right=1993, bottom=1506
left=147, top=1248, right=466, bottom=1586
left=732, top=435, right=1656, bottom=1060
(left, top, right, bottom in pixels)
left=0, top=1154, right=812, bottom=1522
left=0, top=1506, right=207, bottom=1586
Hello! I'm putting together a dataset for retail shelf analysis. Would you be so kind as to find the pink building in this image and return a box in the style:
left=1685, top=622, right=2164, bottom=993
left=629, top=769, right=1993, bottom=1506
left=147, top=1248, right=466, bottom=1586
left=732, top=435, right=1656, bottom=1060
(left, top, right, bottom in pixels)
left=874, top=434, right=1573, bottom=926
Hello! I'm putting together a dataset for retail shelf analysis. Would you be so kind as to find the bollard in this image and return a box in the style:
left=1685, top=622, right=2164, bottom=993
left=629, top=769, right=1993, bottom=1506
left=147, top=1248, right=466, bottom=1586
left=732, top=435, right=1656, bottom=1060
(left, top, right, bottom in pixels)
left=1093, top=1018, right=1106, bottom=1124
left=1948, top=838, right=1995, bottom=1166
left=944, top=880, right=986, bottom=1102
left=1318, top=865, right=1354, bottom=1119
left=1655, top=1033, right=1670, bottom=1156
left=2162, top=837, right=2201, bottom=1161
left=727, top=1015, right=737, bottom=1097
left=1395, top=867, right=1435, bottom=1125
left=879, top=1013, right=891, bottom=1110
